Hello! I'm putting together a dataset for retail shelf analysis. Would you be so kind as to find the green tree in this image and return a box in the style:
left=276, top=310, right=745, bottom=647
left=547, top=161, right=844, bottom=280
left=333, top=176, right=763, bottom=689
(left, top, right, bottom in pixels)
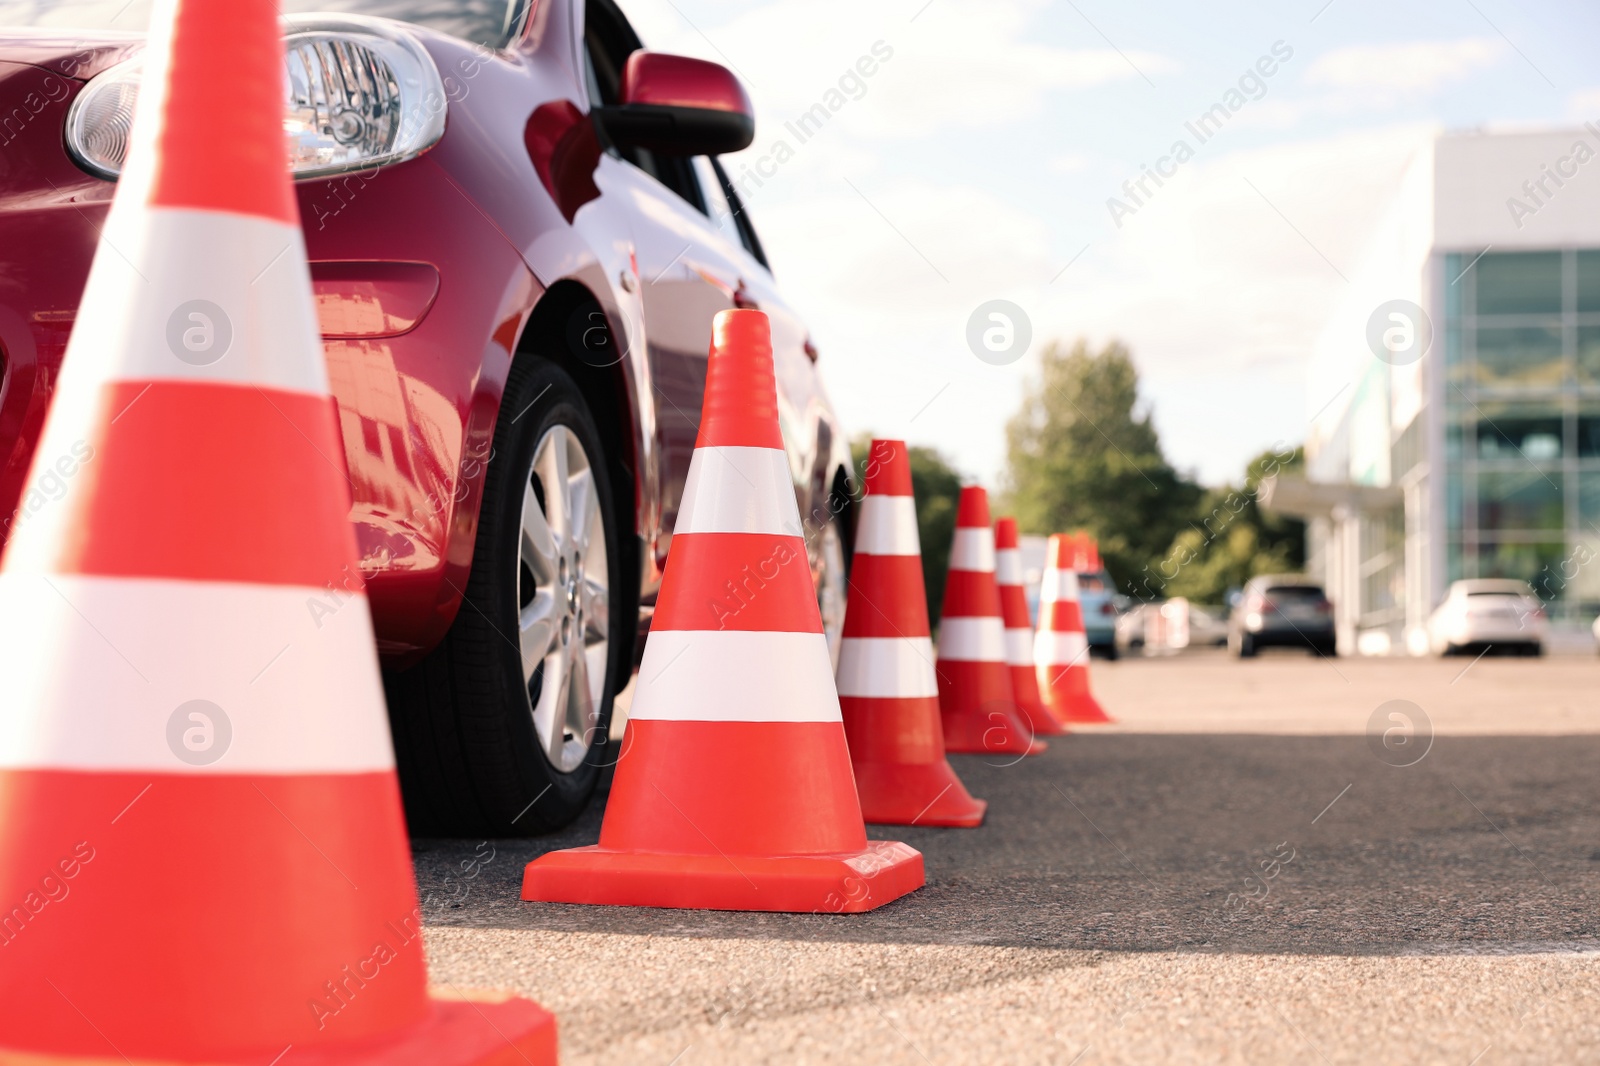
left=850, top=435, right=963, bottom=623
left=1001, top=339, right=1201, bottom=591
left=1153, top=446, right=1306, bottom=604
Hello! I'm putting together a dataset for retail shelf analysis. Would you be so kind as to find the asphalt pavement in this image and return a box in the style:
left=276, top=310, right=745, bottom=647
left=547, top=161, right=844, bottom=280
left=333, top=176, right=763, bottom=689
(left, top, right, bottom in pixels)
left=416, top=649, right=1600, bottom=1064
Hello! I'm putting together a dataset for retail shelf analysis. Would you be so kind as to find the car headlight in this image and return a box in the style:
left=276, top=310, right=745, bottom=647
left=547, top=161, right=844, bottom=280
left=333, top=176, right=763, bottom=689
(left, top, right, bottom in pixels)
left=66, top=14, right=446, bottom=182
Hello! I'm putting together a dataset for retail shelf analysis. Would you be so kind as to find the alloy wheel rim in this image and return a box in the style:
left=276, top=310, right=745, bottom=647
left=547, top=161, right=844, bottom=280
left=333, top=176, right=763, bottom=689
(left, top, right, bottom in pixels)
left=518, top=424, right=609, bottom=773
left=815, top=521, right=847, bottom=670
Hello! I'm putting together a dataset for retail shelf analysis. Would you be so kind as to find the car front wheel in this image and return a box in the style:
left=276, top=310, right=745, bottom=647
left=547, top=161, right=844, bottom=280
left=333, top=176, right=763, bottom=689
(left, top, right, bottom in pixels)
left=385, top=360, right=627, bottom=837
left=812, top=516, right=847, bottom=669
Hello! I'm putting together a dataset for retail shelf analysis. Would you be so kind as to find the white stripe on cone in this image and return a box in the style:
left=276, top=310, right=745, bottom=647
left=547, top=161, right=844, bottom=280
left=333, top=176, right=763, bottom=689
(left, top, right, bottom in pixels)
left=674, top=446, right=802, bottom=536
left=935, top=616, right=1006, bottom=662
left=854, top=496, right=919, bottom=555
left=55, top=208, right=324, bottom=395
left=630, top=630, right=841, bottom=722
left=1003, top=627, right=1033, bottom=668
left=836, top=637, right=938, bottom=698
left=996, top=547, right=1023, bottom=585
left=948, top=528, right=996, bottom=572
left=1035, top=629, right=1089, bottom=666
left=0, top=573, right=394, bottom=772
left=1042, top=568, right=1080, bottom=601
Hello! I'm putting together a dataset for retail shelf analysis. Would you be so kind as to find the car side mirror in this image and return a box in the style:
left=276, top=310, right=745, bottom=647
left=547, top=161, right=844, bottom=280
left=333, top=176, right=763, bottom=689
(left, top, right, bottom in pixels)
left=594, top=51, right=755, bottom=156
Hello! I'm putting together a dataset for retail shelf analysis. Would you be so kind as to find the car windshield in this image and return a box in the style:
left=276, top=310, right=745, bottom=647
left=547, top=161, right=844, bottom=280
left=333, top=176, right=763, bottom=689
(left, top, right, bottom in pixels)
left=0, top=0, right=529, bottom=48
left=1264, top=586, right=1325, bottom=602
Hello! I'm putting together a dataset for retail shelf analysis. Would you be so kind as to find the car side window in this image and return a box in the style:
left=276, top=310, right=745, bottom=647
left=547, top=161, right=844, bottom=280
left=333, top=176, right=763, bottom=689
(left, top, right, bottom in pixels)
left=708, top=158, right=770, bottom=272
left=690, top=157, right=742, bottom=243
left=583, top=0, right=707, bottom=214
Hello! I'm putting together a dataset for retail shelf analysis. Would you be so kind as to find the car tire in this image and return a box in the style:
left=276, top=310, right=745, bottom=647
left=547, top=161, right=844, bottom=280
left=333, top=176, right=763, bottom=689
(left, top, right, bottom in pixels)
left=1235, top=633, right=1256, bottom=659
left=384, top=359, right=627, bottom=837
left=1103, top=642, right=1120, bottom=662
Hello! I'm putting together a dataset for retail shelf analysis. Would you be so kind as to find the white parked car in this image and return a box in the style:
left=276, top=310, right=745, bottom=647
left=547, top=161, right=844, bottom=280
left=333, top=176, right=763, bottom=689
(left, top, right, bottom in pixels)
left=1427, top=579, right=1547, bottom=657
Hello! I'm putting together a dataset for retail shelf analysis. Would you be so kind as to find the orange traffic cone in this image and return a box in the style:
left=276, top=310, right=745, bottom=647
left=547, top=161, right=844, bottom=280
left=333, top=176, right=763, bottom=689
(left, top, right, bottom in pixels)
left=522, top=311, right=924, bottom=911
left=935, top=488, right=1044, bottom=755
left=994, top=517, right=1067, bottom=737
left=836, top=439, right=985, bottom=827
left=1036, top=533, right=1113, bottom=724
left=0, top=2, right=556, bottom=1061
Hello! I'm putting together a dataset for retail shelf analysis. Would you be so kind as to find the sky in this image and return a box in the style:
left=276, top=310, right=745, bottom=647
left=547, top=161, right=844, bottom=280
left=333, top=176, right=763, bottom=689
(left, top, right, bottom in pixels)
left=617, top=0, right=1600, bottom=486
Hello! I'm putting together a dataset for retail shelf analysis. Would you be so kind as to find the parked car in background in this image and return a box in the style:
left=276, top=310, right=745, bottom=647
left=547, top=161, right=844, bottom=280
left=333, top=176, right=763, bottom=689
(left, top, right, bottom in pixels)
left=1228, top=576, right=1336, bottom=657
left=1077, top=567, right=1120, bottom=659
left=1428, top=579, right=1546, bottom=656
left=0, top=0, right=854, bottom=837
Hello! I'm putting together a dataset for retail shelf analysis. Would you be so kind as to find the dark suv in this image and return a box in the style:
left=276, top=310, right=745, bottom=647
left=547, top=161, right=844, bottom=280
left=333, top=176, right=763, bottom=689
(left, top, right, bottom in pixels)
left=1228, top=576, right=1336, bottom=658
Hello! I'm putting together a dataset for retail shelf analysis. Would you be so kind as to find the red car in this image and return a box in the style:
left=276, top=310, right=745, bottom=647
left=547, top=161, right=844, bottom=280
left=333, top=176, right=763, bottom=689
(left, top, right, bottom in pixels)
left=0, top=0, right=853, bottom=835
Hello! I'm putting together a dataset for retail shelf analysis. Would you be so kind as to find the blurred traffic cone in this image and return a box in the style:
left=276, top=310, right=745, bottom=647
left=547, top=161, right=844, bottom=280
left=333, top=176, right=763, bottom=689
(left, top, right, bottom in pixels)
left=935, top=488, right=1044, bottom=755
left=523, top=311, right=924, bottom=911
left=0, top=2, right=556, bottom=1061
left=836, top=440, right=986, bottom=827
left=1073, top=532, right=1101, bottom=572
left=1036, top=533, right=1112, bottom=724
left=994, top=517, right=1067, bottom=737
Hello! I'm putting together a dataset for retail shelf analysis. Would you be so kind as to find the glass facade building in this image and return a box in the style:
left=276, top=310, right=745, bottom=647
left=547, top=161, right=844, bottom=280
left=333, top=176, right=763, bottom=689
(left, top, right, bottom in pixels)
left=1443, top=249, right=1600, bottom=618
left=1275, top=128, right=1600, bottom=651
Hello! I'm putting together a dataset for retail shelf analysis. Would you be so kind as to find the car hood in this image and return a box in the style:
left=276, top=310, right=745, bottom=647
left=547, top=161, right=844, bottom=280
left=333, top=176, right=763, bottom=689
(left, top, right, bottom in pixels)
left=0, top=29, right=143, bottom=80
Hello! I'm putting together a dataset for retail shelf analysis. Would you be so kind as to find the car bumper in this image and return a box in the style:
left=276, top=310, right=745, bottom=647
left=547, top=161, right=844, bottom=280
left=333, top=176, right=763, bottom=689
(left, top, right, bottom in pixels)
left=1245, top=624, right=1336, bottom=646
left=1441, top=623, right=1545, bottom=647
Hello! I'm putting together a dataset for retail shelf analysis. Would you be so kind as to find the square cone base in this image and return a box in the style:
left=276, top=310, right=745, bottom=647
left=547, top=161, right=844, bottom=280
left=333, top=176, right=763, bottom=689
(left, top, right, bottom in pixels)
left=0, top=997, right=557, bottom=1066
left=285, top=997, right=557, bottom=1065
left=522, top=840, right=924, bottom=912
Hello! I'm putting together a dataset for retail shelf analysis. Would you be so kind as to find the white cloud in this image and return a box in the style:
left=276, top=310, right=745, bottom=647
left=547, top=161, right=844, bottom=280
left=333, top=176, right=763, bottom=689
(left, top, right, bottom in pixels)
left=1025, top=125, right=1438, bottom=482
left=742, top=128, right=1437, bottom=485
left=1048, top=153, right=1092, bottom=174
left=758, top=180, right=1053, bottom=314
left=1305, top=38, right=1504, bottom=94
left=1568, top=87, right=1600, bottom=120
left=619, top=0, right=1174, bottom=138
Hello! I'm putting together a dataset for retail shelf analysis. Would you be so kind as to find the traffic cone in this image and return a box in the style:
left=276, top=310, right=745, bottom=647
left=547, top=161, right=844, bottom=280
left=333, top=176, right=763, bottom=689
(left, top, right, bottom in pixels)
left=836, top=439, right=986, bottom=827
left=522, top=311, right=924, bottom=911
left=994, top=517, right=1067, bottom=737
left=0, top=1, right=556, bottom=1061
left=1036, top=533, right=1113, bottom=724
left=935, top=488, right=1044, bottom=755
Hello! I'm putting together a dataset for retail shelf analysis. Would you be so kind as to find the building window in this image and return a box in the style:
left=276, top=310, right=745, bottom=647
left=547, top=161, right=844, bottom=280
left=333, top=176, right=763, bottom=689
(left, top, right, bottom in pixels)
left=1474, top=251, right=1562, bottom=315
left=1473, top=324, right=1563, bottom=388
left=1442, top=247, right=1600, bottom=618
left=1476, top=470, right=1565, bottom=531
